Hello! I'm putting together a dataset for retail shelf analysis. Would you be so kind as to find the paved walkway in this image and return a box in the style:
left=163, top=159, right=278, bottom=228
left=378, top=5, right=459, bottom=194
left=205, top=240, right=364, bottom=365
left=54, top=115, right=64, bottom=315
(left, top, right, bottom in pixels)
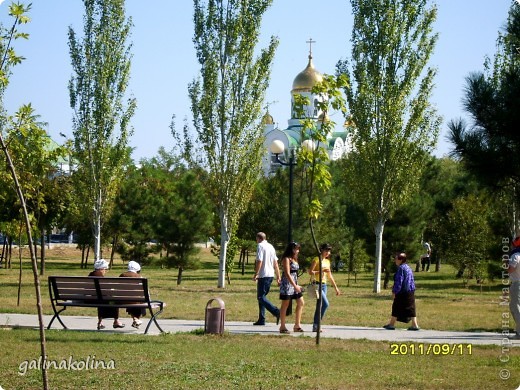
left=1, top=313, right=517, bottom=346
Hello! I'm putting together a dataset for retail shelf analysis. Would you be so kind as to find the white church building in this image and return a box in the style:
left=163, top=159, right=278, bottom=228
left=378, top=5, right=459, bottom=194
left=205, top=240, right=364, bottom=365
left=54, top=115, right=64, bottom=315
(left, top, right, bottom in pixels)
left=261, top=47, right=352, bottom=175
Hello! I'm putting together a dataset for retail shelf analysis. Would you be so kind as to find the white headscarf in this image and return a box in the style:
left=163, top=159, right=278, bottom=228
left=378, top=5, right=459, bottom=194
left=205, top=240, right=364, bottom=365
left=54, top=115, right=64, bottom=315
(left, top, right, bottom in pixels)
left=94, top=259, right=109, bottom=270
left=127, top=260, right=141, bottom=273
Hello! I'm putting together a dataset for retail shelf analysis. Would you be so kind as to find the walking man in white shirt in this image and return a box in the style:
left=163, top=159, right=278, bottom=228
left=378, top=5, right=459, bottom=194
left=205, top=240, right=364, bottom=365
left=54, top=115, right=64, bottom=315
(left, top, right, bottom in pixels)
left=421, top=241, right=432, bottom=272
left=252, top=232, right=281, bottom=325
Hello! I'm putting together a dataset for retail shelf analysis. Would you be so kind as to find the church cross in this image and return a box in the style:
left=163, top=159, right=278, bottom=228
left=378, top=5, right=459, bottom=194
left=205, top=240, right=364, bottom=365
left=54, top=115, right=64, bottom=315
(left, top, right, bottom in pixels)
left=306, top=38, right=316, bottom=57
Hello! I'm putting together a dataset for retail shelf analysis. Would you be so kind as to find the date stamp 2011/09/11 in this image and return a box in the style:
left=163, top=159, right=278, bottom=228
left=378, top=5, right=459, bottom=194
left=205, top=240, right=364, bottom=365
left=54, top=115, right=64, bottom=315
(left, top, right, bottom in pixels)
left=390, top=343, right=472, bottom=356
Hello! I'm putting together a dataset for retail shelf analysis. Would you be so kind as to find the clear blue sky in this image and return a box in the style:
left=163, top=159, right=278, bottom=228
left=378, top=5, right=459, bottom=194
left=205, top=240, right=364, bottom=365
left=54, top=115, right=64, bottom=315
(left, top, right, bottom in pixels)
left=1, top=0, right=515, bottom=161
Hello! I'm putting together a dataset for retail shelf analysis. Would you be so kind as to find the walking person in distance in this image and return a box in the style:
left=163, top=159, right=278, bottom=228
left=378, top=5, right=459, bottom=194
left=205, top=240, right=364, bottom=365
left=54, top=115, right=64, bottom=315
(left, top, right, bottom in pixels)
left=252, top=232, right=281, bottom=326
left=421, top=241, right=432, bottom=272
left=279, top=241, right=305, bottom=334
left=508, top=236, right=520, bottom=340
left=383, top=252, right=420, bottom=331
left=308, top=243, right=341, bottom=332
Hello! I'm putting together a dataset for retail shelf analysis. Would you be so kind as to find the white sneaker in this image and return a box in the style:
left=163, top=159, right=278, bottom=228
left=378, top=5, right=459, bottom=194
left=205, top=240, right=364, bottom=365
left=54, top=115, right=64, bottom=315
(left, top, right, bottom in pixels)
left=132, top=319, right=142, bottom=328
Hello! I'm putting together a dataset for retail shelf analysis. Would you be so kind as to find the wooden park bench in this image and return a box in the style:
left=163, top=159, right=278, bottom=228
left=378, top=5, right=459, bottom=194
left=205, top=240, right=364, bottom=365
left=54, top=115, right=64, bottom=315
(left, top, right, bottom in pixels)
left=47, top=276, right=165, bottom=334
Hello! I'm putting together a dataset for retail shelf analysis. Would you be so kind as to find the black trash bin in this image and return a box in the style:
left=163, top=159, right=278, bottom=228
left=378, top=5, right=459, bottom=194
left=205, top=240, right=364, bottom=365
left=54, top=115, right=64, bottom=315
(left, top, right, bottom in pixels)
left=204, top=297, right=225, bottom=335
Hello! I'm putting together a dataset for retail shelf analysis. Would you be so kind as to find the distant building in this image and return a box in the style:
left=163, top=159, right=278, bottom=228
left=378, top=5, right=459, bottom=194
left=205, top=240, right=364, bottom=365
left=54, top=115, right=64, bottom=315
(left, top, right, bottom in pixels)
left=44, top=135, right=73, bottom=176
left=262, top=46, right=352, bottom=175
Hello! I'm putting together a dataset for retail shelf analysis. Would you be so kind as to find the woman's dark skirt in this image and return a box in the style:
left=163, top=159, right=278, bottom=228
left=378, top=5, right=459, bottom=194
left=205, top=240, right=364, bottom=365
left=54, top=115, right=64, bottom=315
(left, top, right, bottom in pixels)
left=391, top=291, right=416, bottom=323
left=279, top=292, right=303, bottom=301
left=126, top=308, right=146, bottom=318
left=97, top=307, right=119, bottom=319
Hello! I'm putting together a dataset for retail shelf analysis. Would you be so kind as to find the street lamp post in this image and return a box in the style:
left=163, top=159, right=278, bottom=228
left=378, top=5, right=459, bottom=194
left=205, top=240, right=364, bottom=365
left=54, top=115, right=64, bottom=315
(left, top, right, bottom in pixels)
left=270, top=139, right=316, bottom=244
left=270, top=140, right=297, bottom=244
left=270, top=138, right=317, bottom=326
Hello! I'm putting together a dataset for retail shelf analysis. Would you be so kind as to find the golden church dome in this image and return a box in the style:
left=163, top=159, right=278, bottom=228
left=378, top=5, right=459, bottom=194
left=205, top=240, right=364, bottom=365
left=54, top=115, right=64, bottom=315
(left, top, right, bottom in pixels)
left=343, top=116, right=356, bottom=128
left=292, top=55, right=323, bottom=92
left=261, top=111, right=274, bottom=125
left=318, top=111, right=330, bottom=122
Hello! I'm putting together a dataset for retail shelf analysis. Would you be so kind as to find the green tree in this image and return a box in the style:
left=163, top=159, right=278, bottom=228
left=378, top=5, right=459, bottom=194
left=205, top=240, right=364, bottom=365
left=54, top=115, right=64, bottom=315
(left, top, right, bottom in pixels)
left=110, top=163, right=157, bottom=263
left=442, top=194, right=494, bottom=285
left=236, top=170, right=288, bottom=247
left=421, top=157, right=481, bottom=270
left=291, top=74, right=348, bottom=342
left=0, top=3, right=50, bottom=388
left=3, top=106, right=69, bottom=275
left=153, top=164, right=213, bottom=285
left=111, top=151, right=213, bottom=284
left=35, top=172, right=71, bottom=271
left=187, top=0, right=278, bottom=288
left=68, top=0, right=136, bottom=262
left=337, top=0, right=441, bottom=292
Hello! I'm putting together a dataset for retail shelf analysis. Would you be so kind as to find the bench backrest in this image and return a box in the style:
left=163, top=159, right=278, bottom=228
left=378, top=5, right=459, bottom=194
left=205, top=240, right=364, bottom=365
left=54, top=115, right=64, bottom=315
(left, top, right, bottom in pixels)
left=49, top=276, right=150, bottom=303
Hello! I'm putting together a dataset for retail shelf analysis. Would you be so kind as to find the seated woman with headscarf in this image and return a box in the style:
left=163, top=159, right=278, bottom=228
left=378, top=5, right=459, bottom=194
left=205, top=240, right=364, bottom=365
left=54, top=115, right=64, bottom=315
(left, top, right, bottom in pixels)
left=88, top=259, right=125, bottom=330
left=119, top=261, right=146, bottom=328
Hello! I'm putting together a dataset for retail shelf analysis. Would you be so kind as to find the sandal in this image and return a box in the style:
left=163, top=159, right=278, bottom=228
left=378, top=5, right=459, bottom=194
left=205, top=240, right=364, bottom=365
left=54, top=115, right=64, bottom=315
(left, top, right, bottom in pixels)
left=113, top=323, right=126, bottom=329
left=279, top=329, right=290, bottom=334
left=293, top=327, right=304, bottom=332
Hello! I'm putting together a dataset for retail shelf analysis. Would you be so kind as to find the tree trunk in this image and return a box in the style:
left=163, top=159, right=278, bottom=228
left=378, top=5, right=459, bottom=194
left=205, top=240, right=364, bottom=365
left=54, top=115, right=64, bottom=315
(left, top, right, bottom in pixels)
left=1, top=134, right=49, bottom=388
left=17, top=245, right=22, bottom=306
left=81, top=245, right=86, bottom=268
left=110, top=235, right=118, bottom=267
left=240, top=249, right=245, bottom=275
left=0, top=240, right=4, bottom=268
left=85, top=245, right=90, bottom=269
left=383, top=259, right=391, bottom=290
left=177, top=267, right=183, bottom=285
left=217, top=212, right=229, bottom=288
left=309, top=219, right=322, bottom=345
left=93, top=192, right=102, bottom=261
left=17, top=225, right=24, bottom=306
left=7, top=240, right=12, bottom=268
left=39, top=230, right=46, bottom=276
left=373, top=218, right=384, bottom=293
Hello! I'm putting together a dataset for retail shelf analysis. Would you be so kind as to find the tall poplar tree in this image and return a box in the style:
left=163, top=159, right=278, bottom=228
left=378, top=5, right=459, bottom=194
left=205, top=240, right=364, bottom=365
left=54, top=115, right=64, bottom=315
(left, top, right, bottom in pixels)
left=189, top=0, right=278, bottom=288
left=337, top=0, right=441, bottom=292
left=68, top=0, right=136, bottom=261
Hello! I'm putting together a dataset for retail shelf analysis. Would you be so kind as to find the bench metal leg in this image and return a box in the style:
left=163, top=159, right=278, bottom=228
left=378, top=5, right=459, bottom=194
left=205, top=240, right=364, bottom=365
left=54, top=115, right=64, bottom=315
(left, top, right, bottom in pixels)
left=47, top=307, right=68, bottom=330
left=144, top=307, right=165, bottom=334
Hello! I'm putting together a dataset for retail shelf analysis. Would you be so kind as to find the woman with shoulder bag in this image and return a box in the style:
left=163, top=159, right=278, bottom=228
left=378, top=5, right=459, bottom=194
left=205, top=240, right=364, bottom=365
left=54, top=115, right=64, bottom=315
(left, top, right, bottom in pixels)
left=308, top=243, right=341, bottom=332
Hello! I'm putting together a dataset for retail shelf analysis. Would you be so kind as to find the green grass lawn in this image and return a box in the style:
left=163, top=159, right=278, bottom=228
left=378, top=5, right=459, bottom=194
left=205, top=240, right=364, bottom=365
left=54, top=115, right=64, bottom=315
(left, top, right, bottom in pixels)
left=0, top=246, right=518, bottom=389
left=0, top=246, right=511, bottom=331
left=2, top=328, right=518, bottom=389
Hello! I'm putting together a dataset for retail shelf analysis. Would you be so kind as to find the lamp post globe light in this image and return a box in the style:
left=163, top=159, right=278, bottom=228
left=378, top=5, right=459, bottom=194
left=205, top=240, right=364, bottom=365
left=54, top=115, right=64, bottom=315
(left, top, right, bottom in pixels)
left=301, top=139, right=316, bottom=152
